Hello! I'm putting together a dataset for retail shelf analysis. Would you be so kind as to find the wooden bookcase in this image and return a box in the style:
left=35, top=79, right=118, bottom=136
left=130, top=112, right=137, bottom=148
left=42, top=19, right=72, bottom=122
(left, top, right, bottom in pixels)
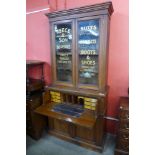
left=35, top=2, right=113, bottom=152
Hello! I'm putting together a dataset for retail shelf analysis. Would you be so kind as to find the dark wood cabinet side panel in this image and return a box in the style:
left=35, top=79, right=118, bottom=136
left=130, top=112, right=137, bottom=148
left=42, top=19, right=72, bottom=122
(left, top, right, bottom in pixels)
left=94, top=116, right=105, bottom=145
left=28, top=111, right=47, bottom=139
left=98, top=97, right=107, bottom=114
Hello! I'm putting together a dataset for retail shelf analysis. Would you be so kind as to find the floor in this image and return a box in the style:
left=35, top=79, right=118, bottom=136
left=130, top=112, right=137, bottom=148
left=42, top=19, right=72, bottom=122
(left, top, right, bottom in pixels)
left=26, top=132, right=116, bottom=155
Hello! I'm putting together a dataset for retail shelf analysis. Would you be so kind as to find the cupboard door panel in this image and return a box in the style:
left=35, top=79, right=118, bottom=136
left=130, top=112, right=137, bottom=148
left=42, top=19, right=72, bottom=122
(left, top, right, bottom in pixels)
left=76, top=126, right=95, bottom=142
left=53, top=119, right=70, bottom=135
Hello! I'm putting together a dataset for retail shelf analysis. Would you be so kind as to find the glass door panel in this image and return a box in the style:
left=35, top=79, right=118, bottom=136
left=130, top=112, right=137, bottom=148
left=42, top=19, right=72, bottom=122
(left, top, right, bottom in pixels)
left=54, top=23, right=73, bottom=82
left=78, top=19, right=99, bottom=85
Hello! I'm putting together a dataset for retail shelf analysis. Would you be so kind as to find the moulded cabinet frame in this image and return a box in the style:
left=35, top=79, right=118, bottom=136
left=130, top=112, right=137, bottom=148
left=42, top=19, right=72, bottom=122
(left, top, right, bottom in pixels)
left=75, top=16, right=102, bottom=90
left=50, top=19, right=76, bottom=88
left=99, top=15, right=110, bottom=91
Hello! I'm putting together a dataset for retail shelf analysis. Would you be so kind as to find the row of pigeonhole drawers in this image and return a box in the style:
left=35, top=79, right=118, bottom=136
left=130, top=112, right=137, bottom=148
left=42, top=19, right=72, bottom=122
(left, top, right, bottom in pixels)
left=78, top=96, right=97, bottom=110
left=50, top=91, right=98, bottom=110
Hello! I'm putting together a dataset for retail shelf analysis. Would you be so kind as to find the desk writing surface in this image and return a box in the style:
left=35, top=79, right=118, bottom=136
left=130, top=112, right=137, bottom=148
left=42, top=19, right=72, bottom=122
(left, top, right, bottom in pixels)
left=35, top=103, right=97, bottom=129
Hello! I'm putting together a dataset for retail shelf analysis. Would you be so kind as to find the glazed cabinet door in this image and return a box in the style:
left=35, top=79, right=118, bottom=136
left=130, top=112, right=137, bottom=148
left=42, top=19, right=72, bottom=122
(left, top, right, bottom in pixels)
left=51, top=20, right=75, bottom=87
left=76, top=17, right=100, bottom=90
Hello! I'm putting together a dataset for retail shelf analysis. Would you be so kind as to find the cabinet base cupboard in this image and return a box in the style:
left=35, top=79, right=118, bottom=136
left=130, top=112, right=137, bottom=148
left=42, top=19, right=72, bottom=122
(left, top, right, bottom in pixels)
left=35, top=2, right=113, bottom=152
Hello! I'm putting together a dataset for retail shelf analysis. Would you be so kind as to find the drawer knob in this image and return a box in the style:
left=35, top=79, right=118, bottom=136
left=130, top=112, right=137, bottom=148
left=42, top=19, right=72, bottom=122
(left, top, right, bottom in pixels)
left=120, top=106, right=123, bottom=109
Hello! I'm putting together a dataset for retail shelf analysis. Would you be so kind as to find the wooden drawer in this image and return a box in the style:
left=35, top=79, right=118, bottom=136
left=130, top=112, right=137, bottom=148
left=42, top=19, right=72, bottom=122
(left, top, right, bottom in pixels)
left=119, top=119, right=129, bottom=131
left=50, top=91, right=60, bottom=96
left=118, top=130, right=129, bottom=140
left=27, top=94, right=42, bottom=110
left=84, top=98, right=97, bottom=102
left=119, top=97, right=129, bottom=119
left=116, top=138, right=129, bottom=152
left=52, top=98, right=61, bottom=103
left=119, top=110, right=129, bottom=120
left=115, top=150, right=129, bottom=155
left=52, top=96, right=61, bottom=100
left=116, top=130, right=129, bottom=152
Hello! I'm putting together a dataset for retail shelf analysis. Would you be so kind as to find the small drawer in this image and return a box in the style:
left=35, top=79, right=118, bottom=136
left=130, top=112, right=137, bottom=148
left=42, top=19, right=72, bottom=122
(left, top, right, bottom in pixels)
left=91, top=102, right=97, bottom=106
left=84, top=105, right=92, bottom=110
left=91, top=106, right=96, bottom=110
left=51, top=96, right=61, bottom=100
left=50, top=91, right=60, bottom=96
left=52, top=99, right=61, bottom=103
left=118, top=131, right=129, bottom=141
left=84, top=105, right=96, bottom=110
left=119, top=119, right=129, bottom=130
left=84, top=101, right=97, bottom=106
left=84, top=97, right=97, bottom=102
left=116, top=139, right=129, bottom=152
left=51, top=94, right=61, bottom=98
left=84, top=101, right=92, bottom=106
left=119, top=110, right=129, bottom=120
left=115, top=150, right=129, bottom=155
